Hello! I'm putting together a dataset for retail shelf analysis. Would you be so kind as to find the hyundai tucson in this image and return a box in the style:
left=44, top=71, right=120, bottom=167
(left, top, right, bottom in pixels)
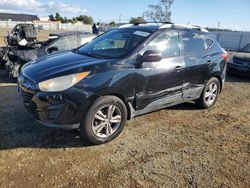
left=18, top=23, right=228, bottom=144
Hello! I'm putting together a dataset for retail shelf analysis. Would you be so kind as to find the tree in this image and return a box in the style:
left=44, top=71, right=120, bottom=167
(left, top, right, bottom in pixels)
left=129, top=17, right=145, bottom=24
left=61, top=17, right=68, bottom=23
left=109, top=21, right=116, bottom=26
left=76, top=15, right=93, bottom=24
left=48, top=14, right=55, bottom=21
left=70, top=18, right=78, bottom=24
left=55, top=12, right=63, bottom=22
left=144, top=0, right=174, bottom=22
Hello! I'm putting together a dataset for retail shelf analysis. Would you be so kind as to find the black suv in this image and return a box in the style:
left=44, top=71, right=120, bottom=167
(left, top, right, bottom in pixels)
left=18, top=23, right=228, bottom=144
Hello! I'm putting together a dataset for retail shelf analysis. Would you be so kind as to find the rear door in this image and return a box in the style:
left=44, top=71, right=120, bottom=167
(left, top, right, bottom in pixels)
left=135, top=30, right=185, bottom=110
left=181, top=31, right=213, bottom=99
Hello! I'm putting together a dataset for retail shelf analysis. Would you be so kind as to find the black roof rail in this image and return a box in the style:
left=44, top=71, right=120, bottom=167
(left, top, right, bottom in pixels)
left=132, top=21, right=174, bottom=25
left=119, top=22, right=174, bottom=28
left=119, top=22, right=209, bottom=33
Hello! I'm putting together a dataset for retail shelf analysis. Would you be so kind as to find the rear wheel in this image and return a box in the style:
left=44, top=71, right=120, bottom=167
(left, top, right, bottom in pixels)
left=80, top=95, right=127, bottom=145
left=196, top=77, right=220, bottom=109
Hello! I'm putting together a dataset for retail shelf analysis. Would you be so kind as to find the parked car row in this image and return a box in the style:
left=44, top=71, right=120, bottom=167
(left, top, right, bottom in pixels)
left=17, top=23, right=229, bottom=144
left=227, top=52, right=250, bottom=76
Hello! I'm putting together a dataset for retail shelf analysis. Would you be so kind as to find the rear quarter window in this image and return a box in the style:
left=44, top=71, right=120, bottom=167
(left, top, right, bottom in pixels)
left=204, top=38, right=214, bottom=50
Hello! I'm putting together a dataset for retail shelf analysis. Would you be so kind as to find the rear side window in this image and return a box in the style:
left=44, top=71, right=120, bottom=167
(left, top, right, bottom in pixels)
left=142, top=30, right=180, bottom=58
left=182, top=32, right=206, bottom=55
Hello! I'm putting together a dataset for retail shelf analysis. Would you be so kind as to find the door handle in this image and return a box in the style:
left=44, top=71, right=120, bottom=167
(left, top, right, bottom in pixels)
left=174, top=66, right=183, bottom=72
left=207, top=60, right=214, bottom=66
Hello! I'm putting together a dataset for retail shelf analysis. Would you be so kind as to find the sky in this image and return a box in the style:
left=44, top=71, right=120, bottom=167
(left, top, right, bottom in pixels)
left=0, top=0, right=249, bottom=31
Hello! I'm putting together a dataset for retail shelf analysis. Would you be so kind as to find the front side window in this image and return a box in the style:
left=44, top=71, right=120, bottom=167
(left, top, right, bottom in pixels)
left=78, top=29, right=151, bottom=59
left=141, top=30, right=180, bottom=58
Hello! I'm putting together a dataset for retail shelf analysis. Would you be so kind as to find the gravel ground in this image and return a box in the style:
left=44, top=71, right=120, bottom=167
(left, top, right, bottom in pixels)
left=0, top=68, right=249, bottom=188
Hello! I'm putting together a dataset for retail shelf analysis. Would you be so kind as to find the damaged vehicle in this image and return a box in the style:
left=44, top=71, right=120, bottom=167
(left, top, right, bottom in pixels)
left=3, top=24, right=96, bottom=77
left=0, top=47, right=7, bottom=68
left=18, top=23, right=228, bottom=144
left=227, top=52, right=250, bottom=77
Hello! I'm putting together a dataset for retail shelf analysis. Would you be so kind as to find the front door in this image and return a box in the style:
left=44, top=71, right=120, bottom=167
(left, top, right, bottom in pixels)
left=135, top=30, right=185, bottom=110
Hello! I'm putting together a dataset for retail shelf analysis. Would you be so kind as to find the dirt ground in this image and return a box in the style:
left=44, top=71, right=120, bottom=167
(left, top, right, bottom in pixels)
left=0, top=28, right=250, bottom=187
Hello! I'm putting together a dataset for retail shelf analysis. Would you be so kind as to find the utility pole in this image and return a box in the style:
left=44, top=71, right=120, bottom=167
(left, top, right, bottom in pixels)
left=217, top=21, right=221, bottom=29
left=119, top=14, right=122, bottom=24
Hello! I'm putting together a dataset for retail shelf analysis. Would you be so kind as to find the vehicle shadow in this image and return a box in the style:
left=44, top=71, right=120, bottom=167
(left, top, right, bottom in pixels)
left=0, top=84, right=91, bottom=151
left=0, top=69, right=16, bottom=84
left=168, top=102, right=199, bottom=111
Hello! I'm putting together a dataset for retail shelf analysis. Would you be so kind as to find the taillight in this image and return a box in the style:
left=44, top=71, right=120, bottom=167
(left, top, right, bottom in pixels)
left=221, top=53, right=228, bottom=62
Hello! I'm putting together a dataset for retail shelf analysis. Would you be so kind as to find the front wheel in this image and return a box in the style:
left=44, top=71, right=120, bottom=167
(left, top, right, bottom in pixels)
left=80, top=95, right=127, bottom=145
left=196, top=77, right=221, bottom=109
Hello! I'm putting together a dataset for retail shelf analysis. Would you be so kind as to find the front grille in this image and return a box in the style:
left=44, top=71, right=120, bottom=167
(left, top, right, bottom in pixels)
left=19, top=87, right=34, bottom=104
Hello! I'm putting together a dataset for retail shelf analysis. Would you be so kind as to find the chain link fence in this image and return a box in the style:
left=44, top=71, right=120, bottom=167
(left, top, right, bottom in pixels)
left=211, top=31, right=250, bottom=52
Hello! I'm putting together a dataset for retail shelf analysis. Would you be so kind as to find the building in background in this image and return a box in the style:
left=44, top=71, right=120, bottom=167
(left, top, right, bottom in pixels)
left=0, top=13, right=39, bottom=22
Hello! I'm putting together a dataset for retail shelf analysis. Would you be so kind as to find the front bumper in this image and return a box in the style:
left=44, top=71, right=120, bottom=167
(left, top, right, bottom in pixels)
left=18, top=76, right=96, bottom=129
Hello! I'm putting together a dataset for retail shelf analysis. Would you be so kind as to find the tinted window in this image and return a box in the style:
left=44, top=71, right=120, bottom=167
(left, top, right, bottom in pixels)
left=182, top=32, right=206, bottom=55
left=142, top=31, right=180, bottom=58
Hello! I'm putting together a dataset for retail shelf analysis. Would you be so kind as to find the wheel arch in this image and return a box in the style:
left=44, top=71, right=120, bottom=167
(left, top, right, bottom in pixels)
left=104, top=93, right=132, bottom=120
left=209, top=73, right=223, bottom=93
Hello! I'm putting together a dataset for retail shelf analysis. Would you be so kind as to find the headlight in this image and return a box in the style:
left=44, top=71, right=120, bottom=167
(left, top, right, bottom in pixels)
left=38, top=72, right=90, bottom=92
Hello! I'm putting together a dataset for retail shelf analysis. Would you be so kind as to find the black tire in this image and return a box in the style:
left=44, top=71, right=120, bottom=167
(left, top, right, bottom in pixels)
left=80, top=95, right=127, bottom=145
left=196, top=77, right=221, bottom=109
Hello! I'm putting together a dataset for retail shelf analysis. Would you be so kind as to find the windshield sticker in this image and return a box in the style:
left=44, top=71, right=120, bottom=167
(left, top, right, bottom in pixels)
left=133, top=31, right=150, bottom=37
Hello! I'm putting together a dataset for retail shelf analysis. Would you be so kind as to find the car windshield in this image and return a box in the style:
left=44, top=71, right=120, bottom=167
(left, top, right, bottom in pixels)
left=78, top=29, right=151, bottom=59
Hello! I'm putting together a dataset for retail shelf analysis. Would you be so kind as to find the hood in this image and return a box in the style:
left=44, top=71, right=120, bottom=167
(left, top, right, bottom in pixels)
left=21, top=50, right=116, bottom=83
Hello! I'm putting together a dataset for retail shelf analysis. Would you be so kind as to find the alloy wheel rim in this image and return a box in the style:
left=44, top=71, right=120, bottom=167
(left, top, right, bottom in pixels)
left=205, top=82, right=218, bottom=106
left=92, top=105, right=122, bottom=138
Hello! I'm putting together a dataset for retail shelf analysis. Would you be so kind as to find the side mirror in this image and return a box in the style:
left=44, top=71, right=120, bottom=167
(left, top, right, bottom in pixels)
left=142, top=50, right=162, bottom=63
left=47, top=46, right=58, bottom=53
